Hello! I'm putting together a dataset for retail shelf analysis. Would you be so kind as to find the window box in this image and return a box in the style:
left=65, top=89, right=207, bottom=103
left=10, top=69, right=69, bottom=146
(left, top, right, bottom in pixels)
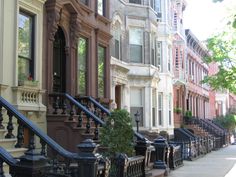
left=18, top=80, right=39, bottom=87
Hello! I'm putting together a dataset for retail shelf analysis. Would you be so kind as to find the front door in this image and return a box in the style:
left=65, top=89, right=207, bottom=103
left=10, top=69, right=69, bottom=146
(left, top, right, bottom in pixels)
left=115, top=85, right=122, bottom=109
left=53, top=27, right=66, bottom=92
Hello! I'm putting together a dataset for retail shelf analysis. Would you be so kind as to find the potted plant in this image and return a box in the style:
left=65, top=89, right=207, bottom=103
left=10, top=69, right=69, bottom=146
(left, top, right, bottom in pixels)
left=174, top=107, right=182, bottom=114
left=18, top=73, right=39, bottom=87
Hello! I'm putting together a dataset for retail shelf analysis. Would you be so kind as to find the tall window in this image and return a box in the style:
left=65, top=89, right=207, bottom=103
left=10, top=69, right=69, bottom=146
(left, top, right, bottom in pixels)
left=169, top=94, right=172, bottom=125
left=168, top=46, right=171, bottom=71
left=158, top=93, right=163, bottom=126
left=129, top=0, right=141, bottom=4
left=130, top=88, right=143, bottom=126
left=156, top=41, right=162, bottom=70
left=151, top=34, right=155, bottom=66
left=152, top=89, right=157, bottom=127
left=98, top=45, right=105, bottom=97
left=175, top=48, right=179, bottom=68
left=150, top=0, right=161, bottom=13
left=112, top=26, right=121, bottom=60
left=97, top=0, right=105, bottom=16
left=129, top=28, right=143, bottom=63
left=18, top=11, right=34, bottom=82
left=77, top=37, right=88, bottom=95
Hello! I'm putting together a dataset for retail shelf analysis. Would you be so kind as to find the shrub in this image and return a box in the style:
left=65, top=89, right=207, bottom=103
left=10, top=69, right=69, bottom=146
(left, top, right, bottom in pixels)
left=215, top=114, right=236, bottom=132
left=174, top=107, right=182, bottom=114
left=100, top=109, right=134, bottom=157
left=184, top=110, right=192, bottom=118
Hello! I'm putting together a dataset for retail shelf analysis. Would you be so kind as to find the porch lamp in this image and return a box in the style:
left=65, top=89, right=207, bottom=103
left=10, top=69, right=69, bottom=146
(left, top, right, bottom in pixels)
left=134, top=110, right=140, bottom=132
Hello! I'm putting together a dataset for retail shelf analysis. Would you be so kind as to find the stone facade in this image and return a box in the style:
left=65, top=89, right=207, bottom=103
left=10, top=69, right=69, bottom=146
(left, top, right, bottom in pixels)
left=110, top=0, right=174, bottom=135
left=0, top=0, right=47, bottom=132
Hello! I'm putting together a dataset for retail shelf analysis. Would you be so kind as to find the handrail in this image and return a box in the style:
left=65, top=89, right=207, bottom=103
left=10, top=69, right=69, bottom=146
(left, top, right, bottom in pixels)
left=77, top=96, right=111, bottom=116
left=174, top=128, right=195, bottom=141
left=0, top=96, right=77, bottom=159
left=0, top=147, right=18, bottom=166
left=50, top=93, right=105, bottom=126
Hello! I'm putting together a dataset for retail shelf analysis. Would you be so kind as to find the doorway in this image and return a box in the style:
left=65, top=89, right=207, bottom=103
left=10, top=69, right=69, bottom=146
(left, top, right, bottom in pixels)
left=53, top=27, right=66, bottom=92
left=115, top=85, right=122, bottom=109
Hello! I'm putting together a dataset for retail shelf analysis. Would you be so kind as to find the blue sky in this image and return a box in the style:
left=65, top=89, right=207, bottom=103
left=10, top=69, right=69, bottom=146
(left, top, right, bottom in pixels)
left=183, top=0, right=235, bottom=41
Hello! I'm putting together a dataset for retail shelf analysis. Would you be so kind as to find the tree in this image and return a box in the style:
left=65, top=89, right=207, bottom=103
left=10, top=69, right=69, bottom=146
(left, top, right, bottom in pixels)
left=202, top=0, right=236, bottom=93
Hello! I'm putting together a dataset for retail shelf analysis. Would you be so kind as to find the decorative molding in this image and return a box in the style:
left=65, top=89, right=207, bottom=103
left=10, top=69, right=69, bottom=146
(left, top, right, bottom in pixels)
left=46, top=2, right=62, bottom=41
left=70, top=14, right=81, bottom=48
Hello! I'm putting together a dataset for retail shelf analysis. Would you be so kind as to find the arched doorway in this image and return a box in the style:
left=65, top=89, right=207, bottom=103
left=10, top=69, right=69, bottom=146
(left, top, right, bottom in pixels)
left=53, top=27, right=66, bottom=92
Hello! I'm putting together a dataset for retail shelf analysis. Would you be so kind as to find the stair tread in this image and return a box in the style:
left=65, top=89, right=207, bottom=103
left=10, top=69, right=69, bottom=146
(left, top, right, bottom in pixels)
left=0, top=138, right=17, bottom=142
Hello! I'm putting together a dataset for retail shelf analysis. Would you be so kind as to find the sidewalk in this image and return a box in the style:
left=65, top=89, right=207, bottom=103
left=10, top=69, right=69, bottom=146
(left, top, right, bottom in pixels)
left=168, top=145, right=236, bottom=177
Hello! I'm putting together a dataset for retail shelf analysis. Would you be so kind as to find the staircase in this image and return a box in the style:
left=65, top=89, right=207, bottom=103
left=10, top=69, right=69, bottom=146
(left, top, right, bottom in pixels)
left=0, top=128, right=26, bottom=175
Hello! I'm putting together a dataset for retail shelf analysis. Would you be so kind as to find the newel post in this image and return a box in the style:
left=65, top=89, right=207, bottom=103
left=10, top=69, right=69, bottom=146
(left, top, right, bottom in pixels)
left=77, top=139, right=101, bottom=177
left=9, top=150, right=48, bottom=177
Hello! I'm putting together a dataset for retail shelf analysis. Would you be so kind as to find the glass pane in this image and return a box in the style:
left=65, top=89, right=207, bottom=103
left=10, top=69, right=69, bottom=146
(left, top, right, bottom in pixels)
left=130, top=44, right=142, bottom=63
left=18, top=13, right=32, bottom=59
left=98, top=0, right=104, bottom=16
left=77, top=37, right=87, bottom=95
left=155, top=0, right=161, bottom=13
left=152, top=108, right=156, bottom=126
left=98, top=45, right=105, bottom=97
left=18, top=57, right=30, bottom=80
left=80, top=0, right=88, bottom=5
left=129, top=28, right=143, bottom=45
left=115, top=39, right=120, bottom=59
left=129, top=0, right=141, bottom=4
left=131, top=88, right=142, bottom=106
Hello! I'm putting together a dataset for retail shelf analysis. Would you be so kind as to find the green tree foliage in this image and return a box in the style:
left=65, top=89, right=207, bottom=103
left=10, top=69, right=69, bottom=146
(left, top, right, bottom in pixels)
left=202, top=0, right=236, bottom=93
left=100, top=109, right=134, bottom=157
left=215, top=114, right=236, bottom=132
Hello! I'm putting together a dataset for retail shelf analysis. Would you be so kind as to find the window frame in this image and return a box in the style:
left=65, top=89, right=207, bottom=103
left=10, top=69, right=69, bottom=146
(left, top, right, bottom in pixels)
left=129, top=27, right=144, bottom=63
left=18, top=10, right=35, bottom=82
left=77, top=36, right=88, bottom=95
left=158, top=92, right=163, bottom=126
left=129, top=0, right=142, bottom=5
left=97, top=44, right=106, bottom=98
left=97, top=0, right=106, bottom=16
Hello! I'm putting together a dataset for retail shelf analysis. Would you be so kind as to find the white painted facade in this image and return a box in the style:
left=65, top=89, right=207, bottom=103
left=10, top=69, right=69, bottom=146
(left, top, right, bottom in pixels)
left=110, top=0, right=174, bottom=135
left=0, top=0, right=46, bottom=131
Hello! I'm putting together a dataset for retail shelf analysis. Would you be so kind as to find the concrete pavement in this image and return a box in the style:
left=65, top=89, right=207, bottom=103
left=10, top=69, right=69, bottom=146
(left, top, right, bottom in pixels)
left=168, top=145, right=236, bottom=177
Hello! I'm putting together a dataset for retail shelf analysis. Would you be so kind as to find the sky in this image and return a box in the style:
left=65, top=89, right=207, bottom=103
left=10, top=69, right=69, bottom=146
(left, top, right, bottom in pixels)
left=183, top=0, right=236, bottom=41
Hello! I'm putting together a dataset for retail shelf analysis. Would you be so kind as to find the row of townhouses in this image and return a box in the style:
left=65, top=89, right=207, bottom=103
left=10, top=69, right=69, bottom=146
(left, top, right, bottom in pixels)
left=0, top=0, right=236, bottom=142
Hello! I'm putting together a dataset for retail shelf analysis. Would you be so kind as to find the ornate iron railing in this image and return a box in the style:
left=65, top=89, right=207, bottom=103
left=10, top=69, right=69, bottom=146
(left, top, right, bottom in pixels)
left=0, top=96, right=108, bottom=177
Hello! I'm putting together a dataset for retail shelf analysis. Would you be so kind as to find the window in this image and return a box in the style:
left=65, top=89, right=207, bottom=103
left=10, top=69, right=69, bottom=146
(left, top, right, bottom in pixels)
left=169, top=94, right=172, bottom=125
left=152, top=89, right=157, bottom=127
left=97, top=0, right=105, bottom=16
left=158, top=93, right=163, bottom=126
left=18, top=11, right=34, bottom=82
left=175, top=48, right=179, bottom=68
left=129, top=28, right=143, bottom=63
left=129, top=0, right=141, bottom=4
left=77, top=37, right=88, bottom=95
left=151, top=35, right=155, bottom=66
left=130, top=88, right=143, bottom=126
left=112, top=26, right=121, bottom=60
left=150, top=0, right=161, bottom=13
left=98, top=45, right=105, bottom=97
left=168, top=46, right=171, bottom=71
left=80, top=0, right=88, bottom=5
left=156, top=41, right=162, bottom=70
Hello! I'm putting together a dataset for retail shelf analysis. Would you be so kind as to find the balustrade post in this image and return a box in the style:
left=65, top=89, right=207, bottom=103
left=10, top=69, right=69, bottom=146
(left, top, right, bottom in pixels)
left=0, top=106, right=4, bottom=129
left=114, top=153, right=128, bottom=177
left=77, top=139, right=101, bottom=177
left=15, top=120, right=24, bottom=148
left=153, top=137, right=169, bottom=172
left=135, top=138, right=154, bottom=172
left=5, top=111, right=15, bottom=139
left=69, top=102, right=74, bottom=121
left=9, top=149, right=48, bottom=177
left=53, top=96, right=59, bottom=114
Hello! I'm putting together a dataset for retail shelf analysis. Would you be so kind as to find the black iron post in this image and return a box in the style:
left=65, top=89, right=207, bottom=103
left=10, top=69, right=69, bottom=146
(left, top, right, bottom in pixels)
left=77, top=139, right=101, bottom=177
left=9, top=150, right=48, bottom=177
left=153, top=136, right=169, bottom=171
left=134, top=110, right=140, bottom=132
